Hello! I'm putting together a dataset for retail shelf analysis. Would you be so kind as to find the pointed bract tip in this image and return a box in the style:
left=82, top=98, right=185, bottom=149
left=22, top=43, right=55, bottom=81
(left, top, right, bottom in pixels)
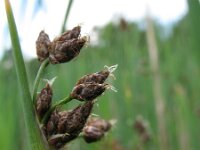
left=109, top=119, right=117, bottom=126
left=43, top=77, right=57, bottom=86
left=106, top=85, right=118, bottom=92
left=104, top=64, right=118, bottom=73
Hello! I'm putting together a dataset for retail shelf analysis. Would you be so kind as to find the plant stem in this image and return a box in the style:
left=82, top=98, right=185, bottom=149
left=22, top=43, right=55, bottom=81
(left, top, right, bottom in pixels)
left=146, top=13, right=168, bottom=150
left=61, top=0, right=74, bottom=33
left=5, top=0, right=47, bottom=149
left=32, top=59, right=49, bottom=103
left=42, top=95, right=73, bottom=124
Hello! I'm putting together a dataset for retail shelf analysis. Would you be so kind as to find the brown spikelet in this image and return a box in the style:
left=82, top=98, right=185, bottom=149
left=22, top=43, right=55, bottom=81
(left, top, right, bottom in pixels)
left=86, top=118, right=112, bottom=132
left=46, top=109, right=60, bottom=137
left=36, top=83, right=52, bottom=120
left=58, top=101, right=93, bottom=135
left=36, top=26, right=87, bottom=64
left=83, top=118, right=112, bottom=143
left=54, top=26, right=81, bottom=41
left=36, top=31, right=51, bottom=61
left=48, top=101, right=93, bottom=149
left=70, top=83, right=107, bottom=101
left=49, top=37, right=87, bottom=64
left=76, top=70, right=110, bottom=85
left=83, top=126, right=104, bottom=143
left=48, top=134, right=68, bottom=149
left=75, top=65, right=118, bottom=85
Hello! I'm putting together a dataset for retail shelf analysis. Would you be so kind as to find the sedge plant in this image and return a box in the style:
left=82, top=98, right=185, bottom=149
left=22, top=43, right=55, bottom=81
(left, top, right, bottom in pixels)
left=5, top=0, right=117, bottom=149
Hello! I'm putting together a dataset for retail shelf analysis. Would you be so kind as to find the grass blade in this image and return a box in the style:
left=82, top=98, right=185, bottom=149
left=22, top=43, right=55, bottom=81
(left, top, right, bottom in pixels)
left=5, top=0, right=47, bottom=149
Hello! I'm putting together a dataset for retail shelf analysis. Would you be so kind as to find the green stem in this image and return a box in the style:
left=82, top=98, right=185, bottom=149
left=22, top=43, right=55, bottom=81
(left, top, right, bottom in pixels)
left=32, top=59, right=49, bottom=103
left=42, top=95, right=73, bottom=124
left=61, top=0, right=74, bottom=33
left=5, top=0, right=47, bottom=149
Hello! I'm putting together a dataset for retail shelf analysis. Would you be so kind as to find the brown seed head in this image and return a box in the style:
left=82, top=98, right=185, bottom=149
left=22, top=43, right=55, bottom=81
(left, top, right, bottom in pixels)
left=83, top=118, right=112, bottom=143
left=54, top=26, right=81, bottom=41
left=36, top=31, right=51, bottom=61
left=36, top=83, right=52, bottom=120
left=49, top=36, right=87, bottom=64
left=76, top=70, right=110, bottom=85
left=48, top=134, right=69, bottom=149
left=48, top=101, right=93, bottom=148
left=76, top=65, right=118, bottom=85
left=86, top=118, right=112, bottom=132
left=83, top=126, right=104, bottom=143
left=36, top=26, right=87, bottom=64
left=57, top=101, right=93, bottom=135
left=46, top=109, right=60, bottom=137
left=70, top=83, right=107, bottom=101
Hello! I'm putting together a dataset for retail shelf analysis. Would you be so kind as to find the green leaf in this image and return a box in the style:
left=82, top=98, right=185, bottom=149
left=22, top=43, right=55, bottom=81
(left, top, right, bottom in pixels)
left=4, top=0, right=47, bottom=149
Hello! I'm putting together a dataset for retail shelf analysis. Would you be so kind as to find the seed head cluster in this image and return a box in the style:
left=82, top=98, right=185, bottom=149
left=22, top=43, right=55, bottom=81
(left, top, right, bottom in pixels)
left=47, top=102, right=93, bottom=148
left=35, top=26, right=117, bottom=149
left=36, top=26, right=87, bottom=64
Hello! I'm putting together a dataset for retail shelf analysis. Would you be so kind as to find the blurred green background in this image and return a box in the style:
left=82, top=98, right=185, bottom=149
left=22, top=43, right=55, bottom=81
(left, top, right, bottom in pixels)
left=1, top=0, right=200, bottom=150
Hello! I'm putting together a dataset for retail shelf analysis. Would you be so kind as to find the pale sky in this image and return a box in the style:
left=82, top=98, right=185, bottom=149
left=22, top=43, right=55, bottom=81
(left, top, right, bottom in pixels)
left=0, top=0, right=188, bottom=59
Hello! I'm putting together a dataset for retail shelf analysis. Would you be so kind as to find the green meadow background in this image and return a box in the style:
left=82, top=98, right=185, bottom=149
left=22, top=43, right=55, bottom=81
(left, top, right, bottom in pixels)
left=1, top=0, right=200, bottom=149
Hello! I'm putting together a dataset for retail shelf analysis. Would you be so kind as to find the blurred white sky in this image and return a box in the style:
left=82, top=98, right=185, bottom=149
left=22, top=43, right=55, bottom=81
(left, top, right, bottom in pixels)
left=0, top=0, right=187, bottom=59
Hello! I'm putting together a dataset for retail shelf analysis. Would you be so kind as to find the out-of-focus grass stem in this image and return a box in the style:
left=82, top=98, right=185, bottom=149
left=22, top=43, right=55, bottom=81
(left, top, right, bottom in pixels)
left=61, top=0, right=74, bottom=33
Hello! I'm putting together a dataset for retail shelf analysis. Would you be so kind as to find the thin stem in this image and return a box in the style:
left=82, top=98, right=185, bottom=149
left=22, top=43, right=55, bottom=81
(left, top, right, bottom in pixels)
left=42, top=95, right=73, bottom=124
left=61, top=0, right=74, bottom=33
left=5, top=0, right=47, bottom=149
left=32, top=59, right=49, bottom=103
left=146, top=14, right=168, bottom=149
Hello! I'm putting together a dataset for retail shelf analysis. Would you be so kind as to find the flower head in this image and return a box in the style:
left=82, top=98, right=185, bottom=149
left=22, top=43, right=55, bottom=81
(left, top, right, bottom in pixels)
left=70, top=65, right=118, bottom=101
left=36, top=26, right=88, bottom=64
left=36, top=83, right=52, bottom=120
left=36, top=31, right=51, bottom=61
left=70, top=83, right=108, bottom=101
left=82, top=117, right=113, bottom=143
left=46, top=109, right=60, bottom=136
left=76, top=64, right=118, bottom=85
left=49, top=36, right=87, bottom=64
left=47, top=101, right=93, bottom=148
left=54, top=26, right=81, bottom=41
left=83, top=126, right=104, bottom=143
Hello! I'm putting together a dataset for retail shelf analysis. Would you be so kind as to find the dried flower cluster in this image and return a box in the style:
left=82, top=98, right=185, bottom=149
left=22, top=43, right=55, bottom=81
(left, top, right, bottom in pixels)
left=35, top=66, right=117, bottom=148
left=35, top=27, right=117, bottom=149
left=71, top=65, right=118, bottom=101
left=36, top=26, right=87, bottom=64
left=46, top=102, right=93, bottom=148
